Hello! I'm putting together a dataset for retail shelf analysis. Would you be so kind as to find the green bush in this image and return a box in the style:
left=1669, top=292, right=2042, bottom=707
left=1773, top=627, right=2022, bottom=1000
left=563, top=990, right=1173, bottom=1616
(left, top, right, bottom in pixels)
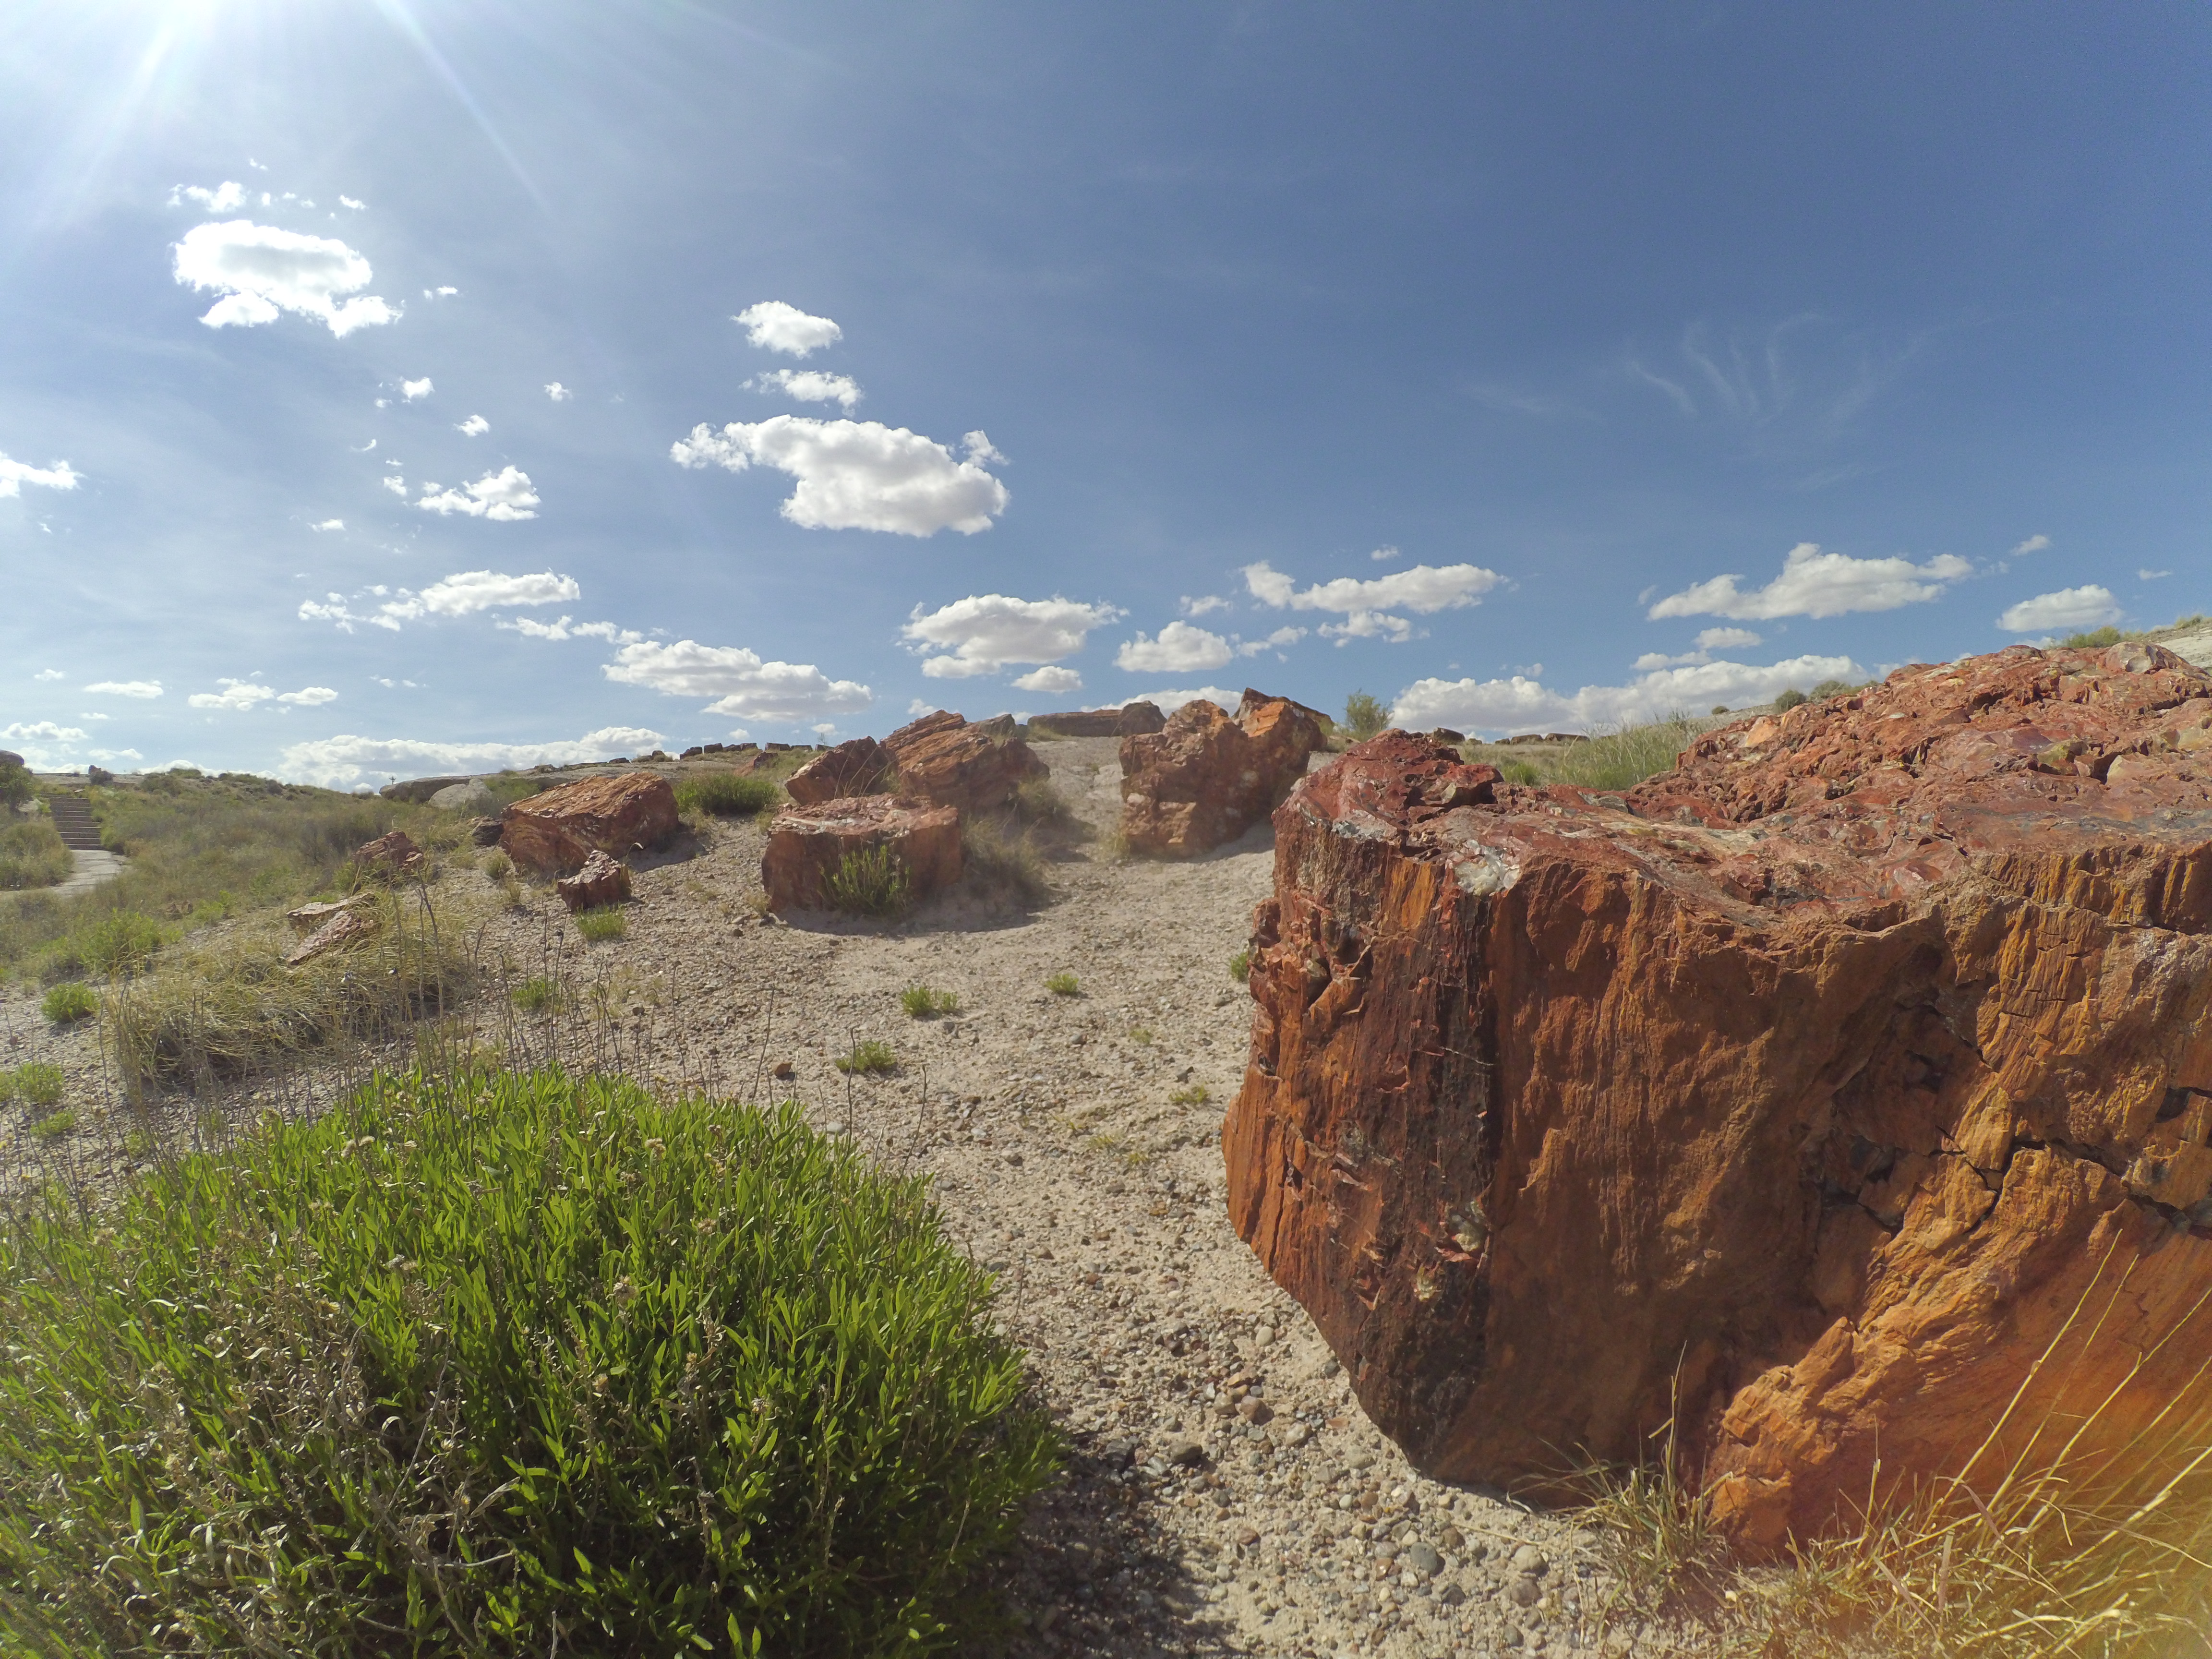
left=1499, top=758, right=1542, bottom=786
left=6, top=1062, right=64, bottom=1107
left=1343, top=690, right=1390, bottom=742
left=1229, top=949, right=1251, bottom=983
left=575, top=905, right=627, bottom=942
left=0, top=761, right=32, bottom=809
left=1545, top=715, right=1706, bottom=794
left=511, top=974, right=563, bottom=1014
left=40, top=983, right=96, bottom=1025
left=1773, top=687, right=1809, bottom=711
left=27, top=1109, right=73, bottom=1140
left=1811, top=678, right=1861, bottom=699
left=2061, top=625, right=2125, bottom=649
left=824, top=845, right=911, bottom=917
left=675, top=772, right=780, bottom=818
left=0, top=817, right=69, bottom=891
left=834, top=1039, right=899, bottom=1075
left=1044, top=972, right=1080, bottom=997
left=36, top=910, right=167, bottom=983
left=900, top=984, right=959, bottom=1019
left=0, top=1067, right=1056, bottom=1655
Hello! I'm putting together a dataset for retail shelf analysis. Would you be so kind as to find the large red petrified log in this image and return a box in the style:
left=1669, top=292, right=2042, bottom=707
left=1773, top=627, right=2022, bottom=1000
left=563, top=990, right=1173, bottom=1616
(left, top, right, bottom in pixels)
left=880, top=710, right=1048, bottom=817
left=760, top=795, right=963, bottom=912
left=499, top=771, right=678, bottom=876
left=1225, top=643, right=2212, bottom=1549
left=1119, top=688, right=1330, bottom=857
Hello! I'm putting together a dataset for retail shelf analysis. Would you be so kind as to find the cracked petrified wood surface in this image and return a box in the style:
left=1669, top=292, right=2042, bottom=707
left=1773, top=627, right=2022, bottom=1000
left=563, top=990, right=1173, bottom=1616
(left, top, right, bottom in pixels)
left=1224, top=641, right=2212, bottom=1549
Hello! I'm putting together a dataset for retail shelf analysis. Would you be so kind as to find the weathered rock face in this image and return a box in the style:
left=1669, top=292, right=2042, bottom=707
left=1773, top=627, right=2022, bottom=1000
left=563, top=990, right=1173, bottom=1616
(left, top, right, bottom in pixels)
left=880, top=710, right=1048, bottom=817
left=379, top=774, right=472, bottom=804
left=1119, top=688, right=1331, bottom=858
left=1029, top=702, right=1168, bottom=738
left=354, top=830, right=424, bottom=874
left=1225, top=644, right=2212, bottom=1551
left=285, top=893, right=373, bottom=934
left=499, top=771, right=677, bottom=876
left=556, top=849, right=633, bottom=913
left=785, top=737, right=896, bottom=805
left=760, top=795, right=963, bottom=912
left=285, top=904, right=379, bottom=966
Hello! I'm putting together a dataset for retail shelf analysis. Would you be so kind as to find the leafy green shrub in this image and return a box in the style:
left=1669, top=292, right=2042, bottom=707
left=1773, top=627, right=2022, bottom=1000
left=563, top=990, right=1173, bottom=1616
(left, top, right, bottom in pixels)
left=482, top=848, right=514, bottom=879
left=9, top=1062, right=64, bottom=1107
left=1811, top=678, right=1862, bottom=699
left=27, top=1109, right=73, bottom=1139
left=1169, top=1083, right=1210, bottom=1106
left=575, top=905, right=627, bottom=942
left=824, top=844, right=910, bottom=917
left=1045, top=972, right=1080, bottom=997
left=834, top=1039, right=899, bottom=1075
left=1343, top=689, right=1390, bottom=742
left=1711, top=704, right=1731, bottom=716
left=2062, top=625, right=2125, bottom=649
left=1229, top=949, right=1251, bottom=982
left=675, top=772, right=780, bottom=818
left=40, top=982, right=96, bottom=1025
left=0, top=760, right=32, bottom=809
left=1773, top=687, right=1809, bottom=711
left=0, top=1067, right=1056, bottom=1655
left=511, top=974, right=563, bottom=1014
left=900, top=984, right=959, bottom=1018
left=1545, top=715, right=1706, bottom=793
left=0, top=817, right=69, bottom=891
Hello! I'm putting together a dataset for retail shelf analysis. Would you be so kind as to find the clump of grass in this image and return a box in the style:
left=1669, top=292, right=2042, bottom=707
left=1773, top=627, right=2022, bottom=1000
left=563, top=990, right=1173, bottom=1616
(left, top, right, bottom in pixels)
left=575, top=905, right=627, bottom=942
left=1499, top=758, right=1542, bottom=786
left=1343, top=689, right=1390, bottom=742
left=1011, top=776, right=1070, bottom=823
left=2063, top=624, right=2125, bottom=649
left=1229, top=949, right=1251, bottom=982
left=1169, top=1083, right=1210, bottom=1106
left=511, top=974, right=563, bottom=1014
left=962, top=815, right=1049, bottom=908
left=481, top=848, right=514, bottom=879
left=0, top=816, right=70, bottom=891
left=40, top=982, right=97, bottom=1024
left=675, top=772, right=780, bottom=818
left=35, top=909, right=168, bottom=984
left=1545, top=714, right=1706, bottom=794
left=28, top=1109, right=74, bottom=1139
left=0, top=1066, right=1058, bottom=1655
left=901, top=984, right=960, bottom=1019
left=834, top=1039, right=899, bottom=1076
left=1045, top=972, right=1080, bottom=997
left=7, top=1062, right=65, bottom=1108
left=1129, top=1025, right=1156, bottom=1046
left=825, top=844, right=911, bottom=917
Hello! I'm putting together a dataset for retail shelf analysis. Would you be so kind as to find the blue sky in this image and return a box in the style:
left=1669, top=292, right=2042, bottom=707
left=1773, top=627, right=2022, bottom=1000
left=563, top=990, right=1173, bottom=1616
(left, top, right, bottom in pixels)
left=3, top=1, right=2203, bottom=784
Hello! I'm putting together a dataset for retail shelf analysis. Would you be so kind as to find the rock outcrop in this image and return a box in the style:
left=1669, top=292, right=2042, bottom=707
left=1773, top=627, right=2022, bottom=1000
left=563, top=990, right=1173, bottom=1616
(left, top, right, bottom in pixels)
left=1029, top=702, right=1168, bottom=738
left=354, top=830, right=424, bottom=875
left=555, top=848, right=632, bottom=912
left=285, top=904, right=379, bottom=966
left=1225, top=644, right=2212, bottom=1550
left=379, top=775, right=472, bottom=804
left=760, top=795, right=962, bottom=913
left=285, top=893, right=373, bottom=934
left=785, top=737, right=896, bottom=805
left=498, top=771, right=678, bottom=876
left=881, top=710, right=1048, bottom=817
left=1119, top=689, right=1330, bottom=857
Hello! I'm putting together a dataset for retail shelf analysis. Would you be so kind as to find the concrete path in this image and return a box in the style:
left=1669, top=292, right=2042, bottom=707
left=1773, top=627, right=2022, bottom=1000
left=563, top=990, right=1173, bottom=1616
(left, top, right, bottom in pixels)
left=8, top=849, right=128, bottom=902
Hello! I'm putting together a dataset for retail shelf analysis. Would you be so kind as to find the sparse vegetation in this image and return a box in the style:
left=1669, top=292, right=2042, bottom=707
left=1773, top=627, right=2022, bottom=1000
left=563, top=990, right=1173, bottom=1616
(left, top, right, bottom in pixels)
left=0, top=760, right=33, bottom=810
left=1129, top=1025, right=1156, bottom=1046
left=2062, top=624, right=2125, bottom=649
left=40, top=982, right=96, bottom=1025
left=575, top=905, right=627, bottom=941
left=1543, top=714, right=1706, bottom=793
left=1711, top=704, right=1731, bottom=715
left=901, top=983, right=960, bottom=1018
left=1229, top=948, right=1250, bottom=982
left=1499, top=758, right=1542, bottom=786
left=1045, top=972, right=1080, bottom=997
left=1810, top=678, right=1861, bottom=698
left=27, top=1109, right=74, bottom=1139
left=1169, top=1083, right=1210, bottom=1106
left=5, top=1062, right=65, bottom=1108
left=834, top=1038, right=898, bottom=1075
left=482, top=848, right=513, bottom=879
left=1343, top=689, right=1390, bottom=742
left=1011, top=776, right=1070, bottom=823
left=824, top=844, right=912, bottom=917
left=510, top=974, right=564, bottom=1014
left=1773, top=686, right=1809, bottom=710
left=0, top=1067, right=1057, bottom=1655
left=674, top=771, right=780, bottom=818
left=962, top=815, right=1048, bottom=907
left=0, top=816, right=69, bottom=891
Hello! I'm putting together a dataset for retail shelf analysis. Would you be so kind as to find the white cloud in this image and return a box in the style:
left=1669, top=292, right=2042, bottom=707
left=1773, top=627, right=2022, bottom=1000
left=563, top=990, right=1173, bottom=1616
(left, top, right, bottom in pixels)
left=280, top=686, right=337, bottom=705
left=1370, top=545, right=1401, bottom=562
left=545, top=382, right=572, bottom=401
left=401, top=377, right=433, bottom=400
left=672, top=416, right=1009, bottom=536
left=188, top=679, right=275, bottom=710
left=902, top=594, right=1121, bottom=678
left=385, top=569, right=580, bottom=621
left=84, top=680, right=163, bottom=698
left=602, top=639, right=872, bottom=721
left=278, top=726, right=664, bottom=789
left=0, top=453, right=81, bottom=497
left=500, top=616, right=643, bottom=645
left=1695, top=626, right=1762, bottom=650
left=2141, top=568, right=2173, bottom=581
left=1242, top=559, right=1500, bottom=644
left=1237, top=626, right=1308, bottom=657
left=422, top=286, right=457, bottom=299
left=339, top=195, right=365, bottom=211
left=749, top=369, right=862, bottom=411
left=456, top=414, right=489, bottom=436
left=172, top=220, right=396, bottom=337
left=34, top=669, right=63, bottom=681
left=381, top=476, right=408, bottom=496
left=2010, top=534, right=2050, bottom=556
left=299, top=595, right=387, bottom=633
left=1, top=721, right=86, bottom=743
left=1648, top=543, right=1972, bottom=621
left=311, top=518, right=344, bottom=532
left=1117, top=620, right=1233, bottom=673
left=1181, top=595, right=1230, bottom=618
left=733, top=301, right=842, bottom=357
left=1392, top=652, right=1864, bottom=736
left=88, top=748, right=142, bottom=763
left=1996, top=586, right=2121, bottom=635
left=1013, top=665, right=1083, bottom=695
left=1129, top=685, right=1238, bottom=714
left=173, top=181, right=246, bottom=212
left=77, top=712, right=108, bottom=720
left=416, top=467, right=539, bottom=520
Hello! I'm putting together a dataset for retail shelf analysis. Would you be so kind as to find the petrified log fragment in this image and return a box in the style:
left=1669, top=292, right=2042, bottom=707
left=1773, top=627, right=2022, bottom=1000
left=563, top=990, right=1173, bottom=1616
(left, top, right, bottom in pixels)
left=499, top=771, right=677, bottom=877
left=760, top=795, right=962, bottom=912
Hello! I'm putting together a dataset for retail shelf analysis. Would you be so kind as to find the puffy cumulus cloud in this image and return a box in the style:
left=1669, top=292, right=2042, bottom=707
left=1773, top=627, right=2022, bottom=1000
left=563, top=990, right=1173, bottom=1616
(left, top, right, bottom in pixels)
left=733, top=301, right=842, bottom=357
left=381, top=476, right=408, bottom=496
left=172, top=181, right=246, bottom=211
left=84, top=680, right=163, bottom=698
left=281, top=685, right=337, bottom=706
left=1242, top=559, right=1501, bottom=644
left=278, top=726, right=663, bottom=789
left=399, top=569, right=577, bottom=616
left=501, top=616, right=643, bottom=645
left=0, top=453, right=80, bottom=497
left=456, top=414, right=489, bottom=436
left=1128, top=686, right=1238, bottom=715
left=311, top=518, right=344, bottom=532
left=188, top=679, right=275, bottom=710
left=34, top=669, right=63, bottom=681
left=1116, top=621, right=1232, bottom=673
left=88, top=748, right=143, bottom=764
left=172, top=220, right=397, bottom=337
left=402, top=378, right=433, bottom=400
left=1997, top=585, right=2121, bottom=635
left=2011, top=534, right=2050, bottom=556
left=672, top=417, right=1008, bottom=536
left=1238, top=625, right=1308, bottom=657
left=1392, top=652, right=1864, bottom=736
left=1370, top=545, right=1401, bottom=562
left=339, top=195, right=366, bottom=211
left=1, top=721, right=86, bottom=743
left=1648, top=543, right=1972, bottom=622
left=749, top=369, right=862, bottom=411
left=416, top=467, right=539, bottom=520
left=602, top=640, right=872, bottom=722
left=545, top=382, right=571, bottom=401
left=902, top=594, right=1120, bottom=678
left=1013, top=665, right=1083, bottom=695
left=1696, top=626, right=1762, bottom=651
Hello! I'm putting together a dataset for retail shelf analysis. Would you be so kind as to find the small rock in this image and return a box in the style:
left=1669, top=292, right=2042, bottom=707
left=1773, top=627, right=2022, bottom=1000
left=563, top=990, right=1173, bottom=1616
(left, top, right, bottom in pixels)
left=1503, top=1575, right=1541, bottom=1609
left=1165, top=1438, right=1208, bottom=1468
left=1235, top=1395, right=1273, bottom=1424
left=1236, top=1525, right=1260, bottom=1547
left=1437, top=1580, right=1467, bottom=1607
left=1511, top=1545, right=1548, bottom=1578
left=1402, top=1541, right=1443, bottom=1578
left=771, top=1060, right=796, bottom=1080
left=1440, top=1525, right=1466, bottom=1552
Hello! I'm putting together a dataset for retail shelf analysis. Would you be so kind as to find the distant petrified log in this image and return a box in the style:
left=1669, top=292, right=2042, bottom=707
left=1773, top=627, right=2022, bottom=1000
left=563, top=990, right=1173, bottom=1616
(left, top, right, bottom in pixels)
left=1118, top=688, right=1329, bottom=858
left=1029, top=702, right=1168, bottom=738
left=284, top=905, right=380, bottom=966
left=785, top=737, right=896, bottom=805
left=1226, top=643, right=2212, bottom=1551
left=760, top=795, right=962, bottom=912
left=353, top=830, right=424, bottom=874
left=285, top=892, right=374, bottom=934
left=880, top=710, right=1048, bottom=817
left=555, top=848, right=632, bottom=913
left=499, top=771, right=677, bottom=876
left=378, top=775, right=472, bottom=804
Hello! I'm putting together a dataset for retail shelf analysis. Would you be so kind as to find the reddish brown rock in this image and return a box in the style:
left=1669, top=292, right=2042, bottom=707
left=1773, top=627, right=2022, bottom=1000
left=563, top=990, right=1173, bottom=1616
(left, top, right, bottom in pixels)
left=284, top=904, right=379, bottom=965
left=1029, top=701, right=1167, bottom=738
left=880, top=710, right=1048, bottom=817
left=499, top=771, right=677, bottom=876
left=785, top=736, right=896, bottom=805
left=1225, top=644, right=2212, bottom=1551
left=555, top=849, right=632, bottom=913
left=1118, top=688, right=1330, bottom=857
left=760, top=795, right=962, bottom=912
left=285, top=892, right=373, bottom=934
left=354, top=830, right=424, bottom=874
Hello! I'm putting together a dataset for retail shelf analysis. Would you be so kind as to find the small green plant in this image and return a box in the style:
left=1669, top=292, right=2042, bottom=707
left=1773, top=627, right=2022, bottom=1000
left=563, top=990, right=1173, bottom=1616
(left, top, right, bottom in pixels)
left=1343, top=689, right=1390, bottom=742
left=0, top=759, right=32, bottom=809
left=834, top=1039, right=899, bottom=1075
left=76, top=911, right=168, bottom=977
left=1811, top=678, right=1863, bottom=699
left=824, top=844, right=911, bottom=917
left=1773, top=686, right=1809, bottom=710
left=1170, top=1083, right=1211, bottom=1106
left=901, top=984, right=960, bottom=1019
left=674, top=771, right=780, bottom=818
left=2062, top=624, right=2124, bottom=649
left=575, top=905, right=627, bottom=942
left=0, top=816, right=70, bottom=890
left=41, top=982, right=97, bottom=1025
left=1045, top=972, right=1080, bottom=997
left=1500, top=758, right=1542, bottom=786
left=1228, top=949, right=1251, bottom=982
left=29, top=1109, right=75, bottom=1139
left=1129, top=1026, right=1156, bottom=1046
left=511, top=975, right=563, bottom=1014
left=482, top=848, right=514, bottom=879
left=11, top=1062, right=64, bottom=1108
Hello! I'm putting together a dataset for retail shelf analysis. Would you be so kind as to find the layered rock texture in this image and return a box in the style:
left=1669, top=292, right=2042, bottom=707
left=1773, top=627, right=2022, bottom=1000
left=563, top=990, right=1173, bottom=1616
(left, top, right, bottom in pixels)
left=1225, top=644, right=2212, bottom=1549
left=761, top=795, right=962, bottom=912
left=555, top=849, right=633, bottom=913
left=353, top=830, right=424, bottom=875
left=1120, top=689, right=1330, bottom=857
left=785, top=737, right=896, bottom=805
left=785, top=711, right=1047, bottom=818
left=1029, top=701, right=1168, bottom=739
left=498, top=772, right=677, bottom=876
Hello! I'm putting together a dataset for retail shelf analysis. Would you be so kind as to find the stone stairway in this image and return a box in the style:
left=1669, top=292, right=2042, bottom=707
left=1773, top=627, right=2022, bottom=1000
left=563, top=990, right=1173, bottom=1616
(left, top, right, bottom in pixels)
left=42, top=793, right=103, bottom=851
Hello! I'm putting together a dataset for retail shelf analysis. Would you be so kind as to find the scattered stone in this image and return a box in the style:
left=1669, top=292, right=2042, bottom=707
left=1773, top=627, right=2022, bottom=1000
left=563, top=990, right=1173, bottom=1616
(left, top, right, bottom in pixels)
left=1402, top=1541, right=1443, bottom=1578
left=1165, top=1438, right=1208, bottom=1467
left=555, top=849, right=632, bottom=913
left=500, top=771, right=678, bottom=876
left=285, top=892, right=373, bottom=934
left=1118, top=687, right=1329, bottom=857
left=284, top=905, right=379, bottom=965
left=760, top=794, right=962, bottom=912
left=353, top=830, right=424, bottom=874
left=468, top=816, right=504, bottom=847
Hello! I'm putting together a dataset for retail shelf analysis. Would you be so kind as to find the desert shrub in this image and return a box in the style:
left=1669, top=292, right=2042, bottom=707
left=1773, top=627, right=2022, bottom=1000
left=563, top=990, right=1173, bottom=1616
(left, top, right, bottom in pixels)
left=1169, top=1083, right=1210, bottom=1106
left=901, top=984, right=960, bottom=1018
left=1343, top=690, right=1390, bottom=742
left=510, top=974, right=563, bottom=1014
left=2062, top=624, right=2125, bottom=649
left=675, top=772, right=780, bottom=818
left=36, top=910, right=167, bottom=983
left=0, top=817, right=69, bottom=891
left=1711, top=704, right=1731, bottom=715
left=8, top=1062, right=64, bottom=1108
left=1045, top=972, right=1080, bottom=997
left=575, top=905, right=627, bottom=942
left=1544, top=715, right=1705, bottom=793
left=962, top=816, right=1048, bottom=908
left=1229, top=948, right=1251, bottom=982
left=1773, top=686, right=1809, bottom=711
left=27, top=1109, right=74, bottom=1139
left=40, top=982, right=96, bottom=1025
left=481, top=848, right=514, bottom=879
left=1011, top=777, right=1070, bottom=823
left=0, top=1067, right=1057, bottom=1656
left=1499, top=758, right=1542, bottom=786
left=825, top=844, right=911, bottom=917
left=834, top=1039, right=899, bottom=1075
left=0, top=761, right=32, bottom=809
